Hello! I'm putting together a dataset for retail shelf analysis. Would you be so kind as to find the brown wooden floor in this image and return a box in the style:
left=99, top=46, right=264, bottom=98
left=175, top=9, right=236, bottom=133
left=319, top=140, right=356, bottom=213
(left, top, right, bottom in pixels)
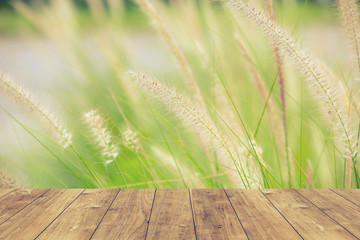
left=0, top=189, right=359, bottom=239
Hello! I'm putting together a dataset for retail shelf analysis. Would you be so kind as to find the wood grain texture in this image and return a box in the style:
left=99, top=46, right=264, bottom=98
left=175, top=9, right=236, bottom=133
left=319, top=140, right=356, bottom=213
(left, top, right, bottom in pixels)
left=0, top=189, right=83, bottom=239
left=190, top=189, right=247, bottom=240
left=226, top=189, right=301, bottom=240
left=0, top=189, right=14, bottom=198
left=331, top=189, right=360, bottom=207
left=262, top=189, right=356, bottom=240
left=297, top=189, right=360, bottom=238
left=1, top=189, right=359, bottom=239
left=37, top=189, right=118, bottom=240
left=0, top=189, right=48, bottom=225
left=91, top=189, right=155, bottom=240
left=146, top=189, right=196, bottom=240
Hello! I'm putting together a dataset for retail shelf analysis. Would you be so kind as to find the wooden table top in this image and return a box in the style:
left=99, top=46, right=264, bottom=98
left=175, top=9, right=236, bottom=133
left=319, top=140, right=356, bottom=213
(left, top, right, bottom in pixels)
left=0, top=189, right=359, bottom=239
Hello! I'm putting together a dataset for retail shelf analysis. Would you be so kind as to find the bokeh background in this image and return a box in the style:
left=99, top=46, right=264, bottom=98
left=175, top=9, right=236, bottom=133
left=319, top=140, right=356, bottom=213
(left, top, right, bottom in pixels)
left=0, top=0, right=355, bottom=189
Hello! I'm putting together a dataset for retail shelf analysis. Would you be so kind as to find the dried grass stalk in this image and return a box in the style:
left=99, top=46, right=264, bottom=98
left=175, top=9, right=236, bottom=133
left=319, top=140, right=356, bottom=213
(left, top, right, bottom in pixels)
left=263, top=0, right=287, bottom=140
left=234, top=33, right=284, bottom=141
left=134, top=0, right=205, bottom=108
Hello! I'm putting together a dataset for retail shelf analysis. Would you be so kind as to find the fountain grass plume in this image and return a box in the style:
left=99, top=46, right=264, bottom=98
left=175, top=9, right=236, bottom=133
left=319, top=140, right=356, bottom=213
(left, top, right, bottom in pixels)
left=122, top=128, right=140, bottom=151
left=0, top=72, right=72, bottom=148
left=229, top=1, right=355, bottom=163
left=84, top=110, right=128, bottom=187
left=128, top=71, right=263, bottom=188
left=337, top=0, right=360, bottom=83
left=84, top=110, right=119, bottom=163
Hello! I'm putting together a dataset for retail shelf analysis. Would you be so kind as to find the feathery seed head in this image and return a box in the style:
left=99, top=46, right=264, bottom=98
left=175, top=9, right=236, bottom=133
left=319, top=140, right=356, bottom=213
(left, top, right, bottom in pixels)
left=337, top=0, right=360, bottom=82
left=0, top=72, right=72, bottom=148
left=123, top=128, right=140, bottom=151
left=128, top=71, right=263, bottom=188
left=84, top=110, right=119, bottom=161
left=229, top=0, right=354, bottom=159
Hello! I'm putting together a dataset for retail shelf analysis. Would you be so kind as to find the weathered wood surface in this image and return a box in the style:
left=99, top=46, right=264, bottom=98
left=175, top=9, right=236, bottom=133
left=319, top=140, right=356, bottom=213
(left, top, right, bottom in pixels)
left=0, top=189, right=48, bottom=225
left=297, top=189, right=360, bottom=239
left=190, top=189, right=248, bottom=240
left=0, top=189, right=358, bottom=239
left=146, top=189, right=195, bottom=240
left=0, top=189, right=83, bottom=239
left=226, top=189, right=301, bottom=239
left=331, top=189, right=360, bottom=207
left=91, top=189, right=155, bottom=240
left=0, top=188, right=14, bottom=198
left=37, top=189, right=118, bottom=240
left=262, top=189, right=356, bottom=240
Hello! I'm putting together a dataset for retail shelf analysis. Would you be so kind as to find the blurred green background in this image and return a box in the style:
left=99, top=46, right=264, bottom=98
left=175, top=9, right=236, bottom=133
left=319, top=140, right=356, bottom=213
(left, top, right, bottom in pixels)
left=0, top=0, right=357, bottom=189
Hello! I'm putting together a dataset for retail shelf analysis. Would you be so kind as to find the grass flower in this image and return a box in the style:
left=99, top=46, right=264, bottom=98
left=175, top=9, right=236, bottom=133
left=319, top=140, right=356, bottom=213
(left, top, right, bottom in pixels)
left=337, top=0, right=360, bottom=82
left=229, top=0, right=355, bottom=163
left=128, top=71, right=263, bottom=188
left=85, top=110, right=128, bottom=187
left=263, top=0, right=288, bottom=145
left=0, top=73, right=72, bottom=148
left=84, top=110, right=119, bottom=163
left=135, top=0, right=217, bottom=170
left=3, top=0, right=359, bottom=189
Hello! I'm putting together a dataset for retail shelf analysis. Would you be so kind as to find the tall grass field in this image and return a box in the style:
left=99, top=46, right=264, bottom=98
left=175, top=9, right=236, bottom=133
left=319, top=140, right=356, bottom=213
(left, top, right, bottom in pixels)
left=0, top=0, right=359, bottom=189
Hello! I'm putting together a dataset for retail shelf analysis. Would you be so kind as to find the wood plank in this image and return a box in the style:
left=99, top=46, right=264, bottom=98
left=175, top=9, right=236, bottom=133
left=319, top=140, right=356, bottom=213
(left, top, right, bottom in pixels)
left=146, top=189, right=196, bottom=240
left=91, top=189, right=155, bottom=240
left=0, top=189, right=83, bottom=239
left=226, top=189, right=301, bottom=239
left=190, top=189, right=247, bottom=240
left=37, top=189, right=118, bottom=240
left=262, top=189, right=356, bottom=240
left=0, top=189, right=48, bottom=225
left=0, top=189, right=14, bottom=198
left=297, top=189, right=360, bottom=238
left=331, top=189, right=360, bottom=207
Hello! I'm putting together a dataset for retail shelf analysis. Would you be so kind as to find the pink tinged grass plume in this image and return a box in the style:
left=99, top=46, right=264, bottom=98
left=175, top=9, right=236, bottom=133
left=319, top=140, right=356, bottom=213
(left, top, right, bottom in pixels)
left=0, top=73, right=72, bottom=148
left=128, top=71, right=263, bottom=188
left=229, top=1, right=355, bottom=164
left=337, top=0, right=360, bottom=83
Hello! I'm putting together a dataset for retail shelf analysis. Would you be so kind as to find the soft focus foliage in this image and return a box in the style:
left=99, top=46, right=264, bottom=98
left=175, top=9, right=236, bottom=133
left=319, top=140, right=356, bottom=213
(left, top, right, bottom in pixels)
left=0, top=0, right=359, bottom=188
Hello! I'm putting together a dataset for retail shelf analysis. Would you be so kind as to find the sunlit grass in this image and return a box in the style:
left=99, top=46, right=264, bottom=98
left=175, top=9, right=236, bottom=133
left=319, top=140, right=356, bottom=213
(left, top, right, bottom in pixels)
left=0, top=0, right=359, bottom=189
